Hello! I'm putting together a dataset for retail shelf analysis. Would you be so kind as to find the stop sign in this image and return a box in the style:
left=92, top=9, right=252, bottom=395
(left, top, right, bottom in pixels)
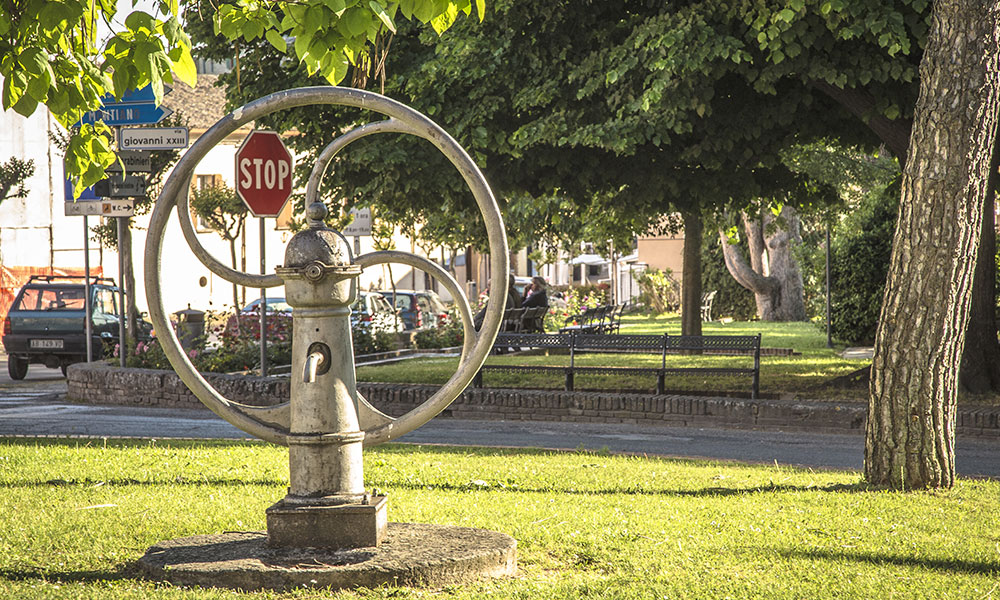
left=235, top=130, right=294, bottom=217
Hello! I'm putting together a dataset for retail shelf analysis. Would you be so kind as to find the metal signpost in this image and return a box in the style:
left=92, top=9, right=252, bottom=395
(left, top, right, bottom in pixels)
left=140, top=87, right=515, bottom=590
left=235, top=130, right=295, bottom=378
left=66, top=84, right=187, bottom=367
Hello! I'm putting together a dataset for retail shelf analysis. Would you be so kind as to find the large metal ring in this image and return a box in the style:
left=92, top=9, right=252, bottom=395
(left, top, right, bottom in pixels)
left=144, top=86, right=509, bottom=446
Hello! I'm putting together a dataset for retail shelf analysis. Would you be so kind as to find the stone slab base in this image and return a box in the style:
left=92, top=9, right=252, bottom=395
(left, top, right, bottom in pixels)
left=137, top=522, right=517, bottom=591
left=266, top=496, right=387, bottom=549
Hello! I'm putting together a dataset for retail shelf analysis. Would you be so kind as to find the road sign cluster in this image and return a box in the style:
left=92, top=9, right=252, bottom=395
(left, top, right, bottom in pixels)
left=66, top=84, right=190, bottom=216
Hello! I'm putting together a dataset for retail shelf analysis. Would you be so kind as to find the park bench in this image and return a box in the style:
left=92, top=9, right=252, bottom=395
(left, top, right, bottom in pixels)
left=473, top=331, right=761, bottom=398
left=500, top=306, right=548, bottom=333
left=560, top=303, right=625, bottom=334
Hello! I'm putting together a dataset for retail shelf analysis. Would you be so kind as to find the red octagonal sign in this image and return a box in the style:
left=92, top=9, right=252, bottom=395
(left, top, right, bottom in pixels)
left=235, top=130, right=294, bottom=217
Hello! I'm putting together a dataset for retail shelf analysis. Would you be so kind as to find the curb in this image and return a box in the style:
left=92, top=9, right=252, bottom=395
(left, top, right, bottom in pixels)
left=63, top=364, right=1000, bottom=439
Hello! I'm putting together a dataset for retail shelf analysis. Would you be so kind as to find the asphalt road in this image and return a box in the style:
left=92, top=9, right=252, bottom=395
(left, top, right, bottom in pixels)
left=2, top=357, right=999, bottom=478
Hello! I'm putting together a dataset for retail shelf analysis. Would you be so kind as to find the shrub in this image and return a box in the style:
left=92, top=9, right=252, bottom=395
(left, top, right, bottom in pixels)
left=827, top=180, right=900, bottom=345
left=414, top=312, right=464, bottom=349
left=115, top=309, right=393, bottom=372
left=634, top=267, right=679, bottom=314
left=352, top=325, right=397, bottom=355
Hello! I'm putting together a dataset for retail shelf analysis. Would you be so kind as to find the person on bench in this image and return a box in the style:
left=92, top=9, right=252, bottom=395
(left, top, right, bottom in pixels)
left=474, top=274, right=522, bottom=331
left=521, top=276, right=548, bottom=309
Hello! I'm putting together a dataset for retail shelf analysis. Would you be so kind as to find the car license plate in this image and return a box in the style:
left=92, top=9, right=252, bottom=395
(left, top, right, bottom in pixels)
left=30, top=339, right=64, bottom=349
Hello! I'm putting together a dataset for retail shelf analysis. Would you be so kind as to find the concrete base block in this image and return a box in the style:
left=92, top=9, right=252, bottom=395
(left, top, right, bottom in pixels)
left=266, top=496, right=387, bottom=549
left=137, top=522, right=517, bottom=591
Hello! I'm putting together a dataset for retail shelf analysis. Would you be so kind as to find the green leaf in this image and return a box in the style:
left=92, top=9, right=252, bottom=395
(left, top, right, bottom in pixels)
left=344, top=8, right=372, bottom=36
left=39, top=2, right=69, bottom=31
left=124, top=11, right=156, bottom=33
left=777, top=8, right=796, bottom=23
left=369, top=1, right=397, bottom=33
left=170, top=45, right=197, bottom=86
left=20, top=48, right=49, bottom=77
left=475, top=0, right=485, bottom=21
left=431, top=3, right=458, bottom=34
left=12, top=93, right=39, bottom=117
left=266, top=29, right=287, bottom=52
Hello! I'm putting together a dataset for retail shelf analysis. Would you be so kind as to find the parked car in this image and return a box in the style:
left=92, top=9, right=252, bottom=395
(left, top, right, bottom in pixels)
left=1, top=275, right=142, bottom=378
left=224, top=297, right=293, bottom=337
left=376, top=289, right=450, bottom=331
left=239, top=297, right=293, bottom=315
left=350, top=291, right=401, bottom=334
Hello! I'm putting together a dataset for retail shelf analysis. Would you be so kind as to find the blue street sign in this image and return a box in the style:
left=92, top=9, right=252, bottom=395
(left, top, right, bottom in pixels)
left=77, top=102, right=173, bottom=126
left=99, top=84, right=173, bottom=106
left=73, top=84, right=174, bottom=126
left=64, top=177, right=99, bottom=202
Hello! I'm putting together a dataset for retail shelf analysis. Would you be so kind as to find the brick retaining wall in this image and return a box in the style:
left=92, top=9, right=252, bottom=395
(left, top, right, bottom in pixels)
left=65, top=363, right=999, bottom=437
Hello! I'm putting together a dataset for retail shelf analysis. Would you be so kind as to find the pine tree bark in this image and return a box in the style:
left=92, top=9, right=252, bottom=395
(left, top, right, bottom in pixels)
left=959, top=134, right=1000, bottom=393
left=680, top=210, right=702, bottom=337
left=865, top=0, right=1000, bottom=490
left=719, top=205, right=806, bottom=321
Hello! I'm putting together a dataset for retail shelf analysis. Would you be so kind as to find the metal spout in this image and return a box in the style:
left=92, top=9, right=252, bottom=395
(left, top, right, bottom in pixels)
left=303, top=351, right=324, bottom=383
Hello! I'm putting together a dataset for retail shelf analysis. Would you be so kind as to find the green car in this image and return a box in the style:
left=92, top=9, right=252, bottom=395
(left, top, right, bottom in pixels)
left=2, top=275, right=126, bottom=379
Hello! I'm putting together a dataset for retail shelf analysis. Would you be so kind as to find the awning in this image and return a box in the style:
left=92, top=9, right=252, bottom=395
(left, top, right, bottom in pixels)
left=569, top=253, right=607, bottom=266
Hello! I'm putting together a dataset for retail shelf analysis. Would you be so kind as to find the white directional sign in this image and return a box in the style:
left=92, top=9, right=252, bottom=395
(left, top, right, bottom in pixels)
left=342, top=208, right=372, bottom=236
left=119, top=127, right=189, bottom=150
left=107, top=150, right=152, bottom=173
left=95, top=175, right=147, bottom=198
left=64, top=199, right=135, bottom=217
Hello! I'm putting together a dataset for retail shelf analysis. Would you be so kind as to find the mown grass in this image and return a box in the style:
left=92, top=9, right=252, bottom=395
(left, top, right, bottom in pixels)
left=0, top=438, right=997, bottom=599
left=358, top=314, right=870, bottom=400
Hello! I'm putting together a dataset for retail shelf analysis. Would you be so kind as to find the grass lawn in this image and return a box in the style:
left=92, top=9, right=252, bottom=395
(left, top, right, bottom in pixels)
left=1, top=438, right=998, bottom=599
left=359, top=314, right=874, bottom=401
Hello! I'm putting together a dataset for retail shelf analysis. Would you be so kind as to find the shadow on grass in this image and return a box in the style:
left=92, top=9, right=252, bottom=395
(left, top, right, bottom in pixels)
left=373, top=480, right=871, bottom=497
left=781, top=548, right=1000, bottom=577
left=0, top=564, right=133, bottom=585
left=0, top=477, right=283, bottom=488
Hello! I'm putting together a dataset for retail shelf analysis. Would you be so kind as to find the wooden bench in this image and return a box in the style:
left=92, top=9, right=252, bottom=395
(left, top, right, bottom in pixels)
left=473, top=331, right=761, bottom=397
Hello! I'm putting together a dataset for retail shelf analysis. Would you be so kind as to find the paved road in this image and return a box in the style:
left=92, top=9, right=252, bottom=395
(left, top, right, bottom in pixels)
left=2, top=369, right=999, bottom=478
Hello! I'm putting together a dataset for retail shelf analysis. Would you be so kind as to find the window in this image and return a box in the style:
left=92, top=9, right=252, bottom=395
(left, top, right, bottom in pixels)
left=14, top=287, right=85, bottom=311
left=190, top=174, right=224, bottom=233
left=95, top=288, right=118, bottom=316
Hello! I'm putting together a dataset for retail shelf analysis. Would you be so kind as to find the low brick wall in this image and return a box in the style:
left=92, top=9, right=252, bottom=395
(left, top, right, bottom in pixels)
left=65, top=363, right=999, bottom=437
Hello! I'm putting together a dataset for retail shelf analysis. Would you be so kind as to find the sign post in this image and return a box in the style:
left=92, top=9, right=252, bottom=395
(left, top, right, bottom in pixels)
left=235, top=131, right=295, bottom=377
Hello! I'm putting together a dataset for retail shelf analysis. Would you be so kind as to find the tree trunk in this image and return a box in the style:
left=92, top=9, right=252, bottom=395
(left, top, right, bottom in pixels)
left=680, top=210, right=702, bottom=337
left=959, top=133, right=1000, bottom=393
left=865, top=0, right=1000, bottom=490
left=719, top=205, right=806, bottom=321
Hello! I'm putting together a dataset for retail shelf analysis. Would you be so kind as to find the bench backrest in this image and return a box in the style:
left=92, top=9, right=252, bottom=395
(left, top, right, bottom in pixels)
left=494, top=332, right=572, bottom=348
left=572, top=333, right=665, bottom=353
left=664, top=334, right=759, bottom=352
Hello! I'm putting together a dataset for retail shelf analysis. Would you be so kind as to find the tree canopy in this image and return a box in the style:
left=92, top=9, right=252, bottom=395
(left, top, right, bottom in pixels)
left=0, top=0, right=478, bottom=196
left=187, top=0, right=928, bottom=256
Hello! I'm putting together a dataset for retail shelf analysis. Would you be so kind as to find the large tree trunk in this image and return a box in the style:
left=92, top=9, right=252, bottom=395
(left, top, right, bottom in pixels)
left=865, top=0, right=1000, bottom=490
left=719, top=205, right=806, bottom=321
left=680, top=210, right=702, bottom=337
left=959, top=133, right=1000, bottom=393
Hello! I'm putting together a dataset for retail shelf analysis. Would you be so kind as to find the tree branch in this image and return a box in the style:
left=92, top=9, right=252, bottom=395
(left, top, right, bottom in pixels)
left=811, top=81, right=912, bottom=168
